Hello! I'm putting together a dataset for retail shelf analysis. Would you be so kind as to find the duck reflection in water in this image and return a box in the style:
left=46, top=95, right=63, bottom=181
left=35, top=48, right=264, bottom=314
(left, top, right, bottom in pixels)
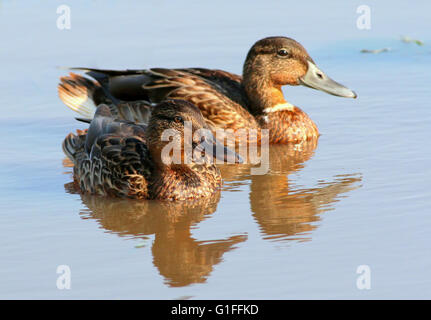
left=219, top=138, right=362, bottom=242
left=64, top=181, right=246, bottom=287
left=64, top=137, right=361, bottom=286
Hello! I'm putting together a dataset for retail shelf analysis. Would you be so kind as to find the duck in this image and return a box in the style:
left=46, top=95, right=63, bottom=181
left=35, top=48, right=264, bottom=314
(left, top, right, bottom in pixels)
left=58, top=36, right=356, bottom=144
left=63, top=99, right=241, bottom=200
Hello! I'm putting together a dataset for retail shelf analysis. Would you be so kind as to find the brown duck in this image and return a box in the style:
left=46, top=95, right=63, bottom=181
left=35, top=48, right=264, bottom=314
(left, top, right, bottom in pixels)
left=58, top=36, right=356, bottom=144
left=63, top=99, right=241, bottom=200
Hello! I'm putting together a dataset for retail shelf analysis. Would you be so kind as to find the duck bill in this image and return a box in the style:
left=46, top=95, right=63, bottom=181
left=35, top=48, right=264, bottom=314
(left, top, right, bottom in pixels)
left=195, top=132, right=243, bottom=164
left=299, top=61, right=357, bottom=98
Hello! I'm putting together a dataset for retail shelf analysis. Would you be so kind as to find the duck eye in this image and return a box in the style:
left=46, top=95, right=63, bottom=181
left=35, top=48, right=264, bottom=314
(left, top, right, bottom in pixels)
left=277, top=49, right=290, bottom=57
left=174, top=116, right=183, bottom=123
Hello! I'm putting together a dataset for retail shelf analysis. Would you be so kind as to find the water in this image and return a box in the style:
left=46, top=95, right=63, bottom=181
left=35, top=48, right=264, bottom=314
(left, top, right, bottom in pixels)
left=0, top=0, right=430, bottom=299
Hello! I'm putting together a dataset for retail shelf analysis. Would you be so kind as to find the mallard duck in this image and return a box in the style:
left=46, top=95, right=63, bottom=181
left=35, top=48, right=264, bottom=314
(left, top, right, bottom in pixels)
left=63, top=99, right=241, bottom=200
left=58, top=36, right=356, bottom=144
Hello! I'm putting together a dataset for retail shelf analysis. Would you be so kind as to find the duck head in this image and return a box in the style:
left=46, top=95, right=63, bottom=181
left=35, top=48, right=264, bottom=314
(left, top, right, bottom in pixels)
left=243, top=37, right=356, bottom=113
left=146, top=100, right=242, bottom=167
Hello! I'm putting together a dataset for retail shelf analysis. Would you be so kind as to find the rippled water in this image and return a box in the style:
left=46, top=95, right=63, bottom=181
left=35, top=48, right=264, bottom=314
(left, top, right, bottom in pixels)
left=1, top=1, right=430, bottom=299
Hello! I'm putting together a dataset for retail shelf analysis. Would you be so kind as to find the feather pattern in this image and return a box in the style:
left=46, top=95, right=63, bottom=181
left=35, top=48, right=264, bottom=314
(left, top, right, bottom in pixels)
left=63, top=100, right=227, bottom=200
left=59, top=37, right=334, bottom=144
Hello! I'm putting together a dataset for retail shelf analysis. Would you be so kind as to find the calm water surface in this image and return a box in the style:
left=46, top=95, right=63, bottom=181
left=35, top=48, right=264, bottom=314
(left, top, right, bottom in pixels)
left=0, top=1, right=430, bottom=299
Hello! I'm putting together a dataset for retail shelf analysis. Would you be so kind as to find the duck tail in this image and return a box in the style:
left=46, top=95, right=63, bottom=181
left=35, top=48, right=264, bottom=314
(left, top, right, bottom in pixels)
left=58, top=72, right=119, bottom=119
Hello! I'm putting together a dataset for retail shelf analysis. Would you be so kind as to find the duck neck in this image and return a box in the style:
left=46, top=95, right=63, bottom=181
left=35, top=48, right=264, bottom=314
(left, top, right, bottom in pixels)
left=242, top=68, right=292, bottom=115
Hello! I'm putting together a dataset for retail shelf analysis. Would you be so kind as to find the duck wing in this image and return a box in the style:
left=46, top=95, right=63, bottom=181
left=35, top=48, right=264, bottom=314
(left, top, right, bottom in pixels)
left=63, top=105, right=152, bottom=199
left=84, top=104, right=147, bottom=154
left=143, top=68, right=259, bottom=131
left=71, top=67, right=246, bottom=105
left=72, top=67, right=259, bottom=131
left=176, top=68, right=248, bottom=107
left=88, top=134, right=153, bottom=199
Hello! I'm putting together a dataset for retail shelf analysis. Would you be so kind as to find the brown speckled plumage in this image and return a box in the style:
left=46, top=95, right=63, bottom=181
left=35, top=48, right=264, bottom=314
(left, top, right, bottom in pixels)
left=57, top=37, right=322, bottom=144
left=257, top=107, right=319, bottom=143
left=63, top=100, right=231, bottom=200
left=59, top=37, right=356, bottom=145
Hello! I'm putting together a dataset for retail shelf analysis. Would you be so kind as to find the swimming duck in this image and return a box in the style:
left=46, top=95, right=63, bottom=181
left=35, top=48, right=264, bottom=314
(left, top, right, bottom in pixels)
left=63, top=99, right=241, bottom=200
left=58, top=36, right=356, bottom=144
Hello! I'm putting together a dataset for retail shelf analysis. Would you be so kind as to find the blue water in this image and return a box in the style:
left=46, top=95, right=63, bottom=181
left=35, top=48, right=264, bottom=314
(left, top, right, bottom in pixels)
left=0, top=0, right=430, bottom=299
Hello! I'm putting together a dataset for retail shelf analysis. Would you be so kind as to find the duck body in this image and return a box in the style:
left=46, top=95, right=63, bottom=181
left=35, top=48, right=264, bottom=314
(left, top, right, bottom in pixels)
left=107, top=67, right=320, bottom=143
left=59, top=37, right=356, bottom=145
left=63, top=100, right=237, bottom=201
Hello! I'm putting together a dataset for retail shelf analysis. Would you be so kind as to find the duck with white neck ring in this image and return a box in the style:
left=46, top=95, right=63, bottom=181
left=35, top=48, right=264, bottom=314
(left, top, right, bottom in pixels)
left=58, top=36, right=356, bottom=144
